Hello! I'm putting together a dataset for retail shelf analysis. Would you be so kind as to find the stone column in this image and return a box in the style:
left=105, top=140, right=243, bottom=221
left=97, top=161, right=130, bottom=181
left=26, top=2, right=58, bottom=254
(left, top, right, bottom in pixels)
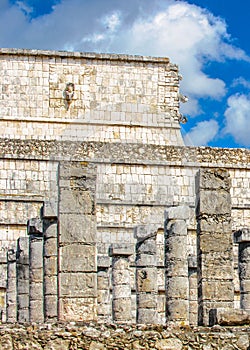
left=234, top=228, right=250, bottom=311
left=196, top=168, right=234, bottom=326
left=97, top=256, right=111, bottom=321
left=135, top=225, right=158, bottom=324
left=165, top=205, right=189, bottom=325
left=6, top=249, right=17, bottom=323
left=58, top=162, right=97, bottom=322
left=188, top=255, right=198, bottom=326
left=42, top=201, right=58, bottom=322
left=110, top=244, right=134, bottom=323
left=16, top=237, right=29, bottom=323
left=28, top=217, right=44, bottom=323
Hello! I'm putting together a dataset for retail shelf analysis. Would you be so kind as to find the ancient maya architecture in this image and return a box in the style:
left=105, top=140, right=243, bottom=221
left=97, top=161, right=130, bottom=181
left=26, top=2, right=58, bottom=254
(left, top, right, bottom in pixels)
left=0, top=48, right=250, bottom=326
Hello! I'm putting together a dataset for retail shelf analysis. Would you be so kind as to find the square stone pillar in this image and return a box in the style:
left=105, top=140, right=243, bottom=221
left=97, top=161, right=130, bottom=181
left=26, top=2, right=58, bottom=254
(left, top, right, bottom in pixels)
left=16, top=237, right=29, bottom=323
left=97, top=256, right=111, bottom=321
left=6, top=249, right=17, bottom=323
left=28, top=217, right=44, bottom=323
left=165, top=205, right=189, bottom=325
left=42, top=201, right=58, bottom=322
left=110, top=244, right=134, bottom=323
left=58, top=162, right=97, bottom=322
left=234, top=228, right=250, bottom=312
left=196, top=169, right=234, bottom=326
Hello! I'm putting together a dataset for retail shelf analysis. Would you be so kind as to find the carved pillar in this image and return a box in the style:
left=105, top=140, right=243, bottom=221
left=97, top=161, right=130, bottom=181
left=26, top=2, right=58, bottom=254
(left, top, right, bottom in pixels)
left=28, top=217, right=44, bottom=323
left=58, top=162, right=97, bottom=322
left=6, top=249, right=17, bottom=322
left=42, top=201, right=58, bottom=322
left=234, top=228, right=250, bottom=311
left=165, top=205, right=189, bottom=325
left=110, top=244, right=134, bottom=323
left=196, top=168, right=234, bottom=326
left=135, top=225, right=158, bottom=324
left=16, top=237, right=29, bottom=323
left=97, top=256, right=111, bottom=321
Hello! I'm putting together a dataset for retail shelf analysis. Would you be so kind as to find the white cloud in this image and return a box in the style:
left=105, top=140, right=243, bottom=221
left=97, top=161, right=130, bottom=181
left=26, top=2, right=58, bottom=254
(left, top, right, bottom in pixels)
left=224, top=94, right=250, bottom=147
left=231, top=77, right=250, bottom=90
left=183, top=119, right=219, bottom=146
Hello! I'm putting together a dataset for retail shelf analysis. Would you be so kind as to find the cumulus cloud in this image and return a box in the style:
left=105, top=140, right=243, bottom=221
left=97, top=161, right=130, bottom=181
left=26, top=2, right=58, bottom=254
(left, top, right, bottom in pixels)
left=231, top=77, right=250, bottom=90
left=183, top=119, right=219, bottom=146
left=224, top=94, right=250, bottom=147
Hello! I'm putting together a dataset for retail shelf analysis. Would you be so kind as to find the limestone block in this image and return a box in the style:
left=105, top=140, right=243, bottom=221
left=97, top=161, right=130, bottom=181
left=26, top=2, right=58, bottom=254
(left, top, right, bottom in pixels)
left=113, top=285, right=131, bottom=299
left=137, top=268, right=157, bottom=293
left=137, top=294, right=157, bottom=309
left=210, top=308, right=250, bottom=326
left=166, top=259, right=188, bottom=277
left=17, top=294, right=29, bottom=308
left=165, top=205, right=189, bottom=221
left=17, top=309, right=29, bottom=323
left=97, top=274, right=110, bottom=289
left=29, top=300, right=44, bottom=322
left=97, top=289, right=110, bottom=304
left=97, top=304, right=111, bottom=316
left=44, top=222, right=57, bottom=238
left=198, top=218, right=231, bottom=232
left=30, top=282, right=43, bottom=299
left=59, top=297, right=97, bottom=322
left=135, top=224, right=159, bottom=242
left=44, top=238, right=58, bottom=257
left=60, top=214, right=96, bottom=244
left=240, top=292, right=250, bottom=308
left=59, top=272, right=97, bottom=297
left=112, top=257, right=129, bottom=270
left=166, top=276, right=189, bottom=299
left=166, top=236, right=187, bottom=261
left=29, top=267, right=43, bottom=281
left=198, top=231, right=233, bottom=253
left=165, top=220, right=187, bottom=237
left=136, top=239, right=157, bottom=255
left=16, top=279, right=29, bottom=294
left=110, top=243, right=134, bottom=256
left=166, top=299, right=189, bottom=321
left=198, top=190, right=231, bottom=215
left=155, top=338, right=182, bottom=350
left=200, top=280, right=234, bottom=301
left=42, top=200, right=58, bottom=219
left=137, top=309, right=158, bottom=324
left=29, top=240, right=43, bottom=268
left=112, top=298, right=131, bottom=320
left=44, top=275, right=57, bottom=295
left=44, top=295, right=57, bottom=319
left=60, top=244, right=96, bottom=272
left=136, top=254, right=157, bottom=267
left=112, top=269, right=130, bottom=285
left=97, top=255, right=110, bottom=268
left=44, top=256, right=57, bottom=275
left=59, top=188, right=94, bottom=215
left=198, top=168, right=231, bottom=191
left=198, top=254, right=233, bottom=280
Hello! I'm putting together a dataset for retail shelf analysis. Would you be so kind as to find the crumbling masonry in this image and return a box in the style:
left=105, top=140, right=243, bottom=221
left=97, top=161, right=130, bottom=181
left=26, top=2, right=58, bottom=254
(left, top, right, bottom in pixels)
left=0, top=48, right=250, bottom=326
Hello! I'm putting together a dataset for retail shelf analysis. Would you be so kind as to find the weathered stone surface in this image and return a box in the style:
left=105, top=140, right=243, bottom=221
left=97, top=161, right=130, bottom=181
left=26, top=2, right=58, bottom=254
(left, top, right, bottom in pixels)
left=110, top=244, right=134, bottom=256
left=59, top=188, right=94, bottom=215
left=137, top=268, right=158, bottom=293
left=60, top=244, right=96, bottom=272
left=60, top=214, right=96, bottom=243
left=210, top=308, right=250, bottom=326
left=59, top=272, right=97, bottom=297
left=165, top=205, right=189, bottom=221
left=59, top=297, right=97, bottom=321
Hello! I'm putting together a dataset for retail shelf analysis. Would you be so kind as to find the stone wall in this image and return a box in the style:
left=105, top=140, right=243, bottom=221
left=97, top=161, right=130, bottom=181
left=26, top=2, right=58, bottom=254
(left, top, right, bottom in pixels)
left=1, top=49, right=250, bottom=327
left=0, top=323, right=249, bottom=349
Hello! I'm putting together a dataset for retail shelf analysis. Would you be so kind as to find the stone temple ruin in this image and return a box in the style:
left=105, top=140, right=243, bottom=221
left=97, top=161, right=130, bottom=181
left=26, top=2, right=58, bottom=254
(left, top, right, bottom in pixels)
left=0, top=48, right=250, bottom=327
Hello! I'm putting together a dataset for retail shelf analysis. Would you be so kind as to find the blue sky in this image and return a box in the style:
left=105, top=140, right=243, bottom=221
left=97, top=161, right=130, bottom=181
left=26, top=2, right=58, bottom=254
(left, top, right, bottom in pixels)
left=1, top=0, right=250, bottom=148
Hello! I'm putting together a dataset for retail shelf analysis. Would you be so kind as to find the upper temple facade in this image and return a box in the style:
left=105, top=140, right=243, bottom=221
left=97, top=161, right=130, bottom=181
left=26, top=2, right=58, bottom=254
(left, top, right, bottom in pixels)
left=0, top=48, right=250, bottom=326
